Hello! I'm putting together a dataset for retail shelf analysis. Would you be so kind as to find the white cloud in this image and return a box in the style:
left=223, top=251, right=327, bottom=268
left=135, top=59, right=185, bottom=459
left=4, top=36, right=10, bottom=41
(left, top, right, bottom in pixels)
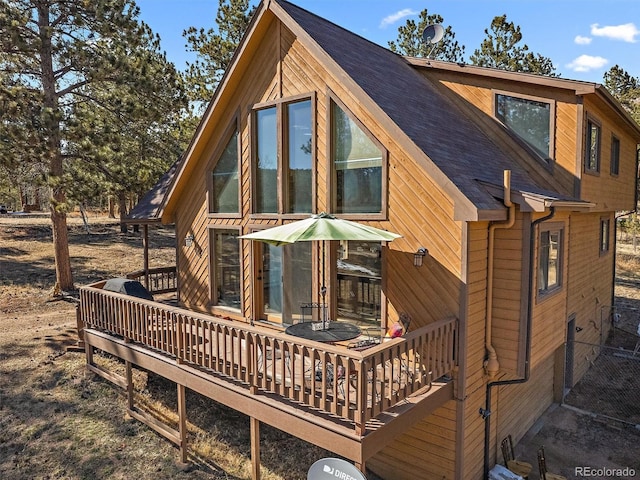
left=566, top=55, right=608, bottom=72
left=574, top=35, right=592, bottom=45
left=590, top=23, right=639, bottom=42
left=380, top=8, right=418, bottom=28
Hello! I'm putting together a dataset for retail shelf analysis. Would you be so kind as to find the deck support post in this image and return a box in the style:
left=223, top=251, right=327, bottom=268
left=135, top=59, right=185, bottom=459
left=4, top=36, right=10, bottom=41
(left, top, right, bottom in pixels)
left=250, top=416, right=260, bottom=480
left=126, top=361, right=134, bottom=410
left=85, top=341, right=93, bottom=366
left=178, top=383, right=188, bottom=464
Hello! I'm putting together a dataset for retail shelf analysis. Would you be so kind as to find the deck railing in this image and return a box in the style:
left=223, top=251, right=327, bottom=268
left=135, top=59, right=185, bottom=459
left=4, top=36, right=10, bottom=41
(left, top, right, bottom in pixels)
left=126, top=266, right=177, bottom=294
left=79, top=284, right=456, bottom=430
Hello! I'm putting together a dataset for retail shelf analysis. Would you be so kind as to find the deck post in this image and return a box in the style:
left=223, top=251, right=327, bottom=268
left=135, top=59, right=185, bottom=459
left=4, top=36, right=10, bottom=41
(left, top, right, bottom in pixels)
left=250, top=416, right=260, bottom=480
left=125, top=361, right=134, bottom=410
left=85, top=340, right=93, bottom=366
left=177, top=383, right=188, bottom=464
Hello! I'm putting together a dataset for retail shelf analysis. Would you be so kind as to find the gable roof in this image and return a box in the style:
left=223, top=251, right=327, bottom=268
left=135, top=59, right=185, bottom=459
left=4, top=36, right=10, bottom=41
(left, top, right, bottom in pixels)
left=275, top=0, right=595, bottom=217
left=163, top=0, right=603, bottom=223
left=126, top=156, right=182, bottom=224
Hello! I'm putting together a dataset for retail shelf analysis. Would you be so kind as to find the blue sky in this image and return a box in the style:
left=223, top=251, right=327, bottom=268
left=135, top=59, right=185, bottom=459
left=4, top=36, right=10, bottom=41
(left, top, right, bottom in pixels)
left=136, top=0, right=640, bottom=84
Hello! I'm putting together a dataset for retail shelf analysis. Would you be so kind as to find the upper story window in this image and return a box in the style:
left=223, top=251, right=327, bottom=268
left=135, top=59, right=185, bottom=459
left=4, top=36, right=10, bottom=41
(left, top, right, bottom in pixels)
left=585, top=118, right=601, bottom=174
left=330, top=99, right=386, bottom=215
left=538, top=225, right=563, bottom=297
left=495, top=92, right=553, bottom=160
left=610, top=135, right=620, bottom=176
left=253, top=97, right=313, bottom=215
left=210, top=127, right=240, bottom=214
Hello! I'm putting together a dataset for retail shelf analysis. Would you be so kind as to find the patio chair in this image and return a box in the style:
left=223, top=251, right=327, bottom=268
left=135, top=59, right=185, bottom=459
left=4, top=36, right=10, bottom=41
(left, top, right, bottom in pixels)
left=501, top=434, right=532, bottom=479
left=344, top=313, right=415, bottom=402
left=347, top=312, right=412, bottom=349
left=537, top=446, right=566, bottom=480
left=257, top=342, right=292, bottom=383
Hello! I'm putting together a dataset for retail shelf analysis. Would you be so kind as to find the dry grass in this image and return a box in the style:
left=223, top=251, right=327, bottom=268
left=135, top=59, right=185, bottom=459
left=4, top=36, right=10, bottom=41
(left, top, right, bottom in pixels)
left=0, top=214, right=329, bottom=480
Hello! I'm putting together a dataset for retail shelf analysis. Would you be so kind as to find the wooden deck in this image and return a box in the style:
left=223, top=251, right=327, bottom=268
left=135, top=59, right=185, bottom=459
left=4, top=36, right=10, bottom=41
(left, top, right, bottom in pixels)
left=79, top=282, right=457, bottom=474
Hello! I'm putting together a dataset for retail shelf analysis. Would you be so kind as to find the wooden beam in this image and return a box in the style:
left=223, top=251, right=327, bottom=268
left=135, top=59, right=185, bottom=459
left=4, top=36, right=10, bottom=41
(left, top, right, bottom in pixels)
left=178, top=383, right=188, bottom=464
left=126, top=361, right=134, bottom=410
left=250, top=417, right=261, bottom=480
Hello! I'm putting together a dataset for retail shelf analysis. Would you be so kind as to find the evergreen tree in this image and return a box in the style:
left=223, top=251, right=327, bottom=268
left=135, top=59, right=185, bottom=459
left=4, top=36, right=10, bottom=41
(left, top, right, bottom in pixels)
left=469, top=14, right=556, bottom=76
left=183, top=0, right=255, bottom=107
left=604, top=65, right=640, bottom=124
left=0, top=0, right=186, bottom=292
left=388, top=9, right=465, bottom=62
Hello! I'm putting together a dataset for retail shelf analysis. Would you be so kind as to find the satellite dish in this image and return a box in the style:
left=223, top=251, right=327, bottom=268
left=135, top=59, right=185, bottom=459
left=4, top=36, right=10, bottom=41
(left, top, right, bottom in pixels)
left=422, top=24, right=444, bottom=45
left=308, top=458, right=367, bottom=480
left=421, top=24, right=445, bottom=58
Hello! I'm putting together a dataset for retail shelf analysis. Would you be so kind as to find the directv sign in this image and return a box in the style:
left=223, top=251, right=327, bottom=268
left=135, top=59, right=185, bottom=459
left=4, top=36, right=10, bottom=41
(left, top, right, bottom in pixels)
left=308, top=458, right=367, bottom=480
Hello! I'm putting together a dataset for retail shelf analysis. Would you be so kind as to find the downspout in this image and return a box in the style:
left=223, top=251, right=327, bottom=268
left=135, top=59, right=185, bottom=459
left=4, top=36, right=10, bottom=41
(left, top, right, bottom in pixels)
left=482, top=206, right=556, bottom=479
left=485, top=170, right=515, bottom=379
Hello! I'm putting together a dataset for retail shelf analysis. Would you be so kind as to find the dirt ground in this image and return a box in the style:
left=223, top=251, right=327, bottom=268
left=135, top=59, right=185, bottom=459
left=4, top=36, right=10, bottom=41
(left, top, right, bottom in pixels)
left=1, top=213, right=639, bottom=480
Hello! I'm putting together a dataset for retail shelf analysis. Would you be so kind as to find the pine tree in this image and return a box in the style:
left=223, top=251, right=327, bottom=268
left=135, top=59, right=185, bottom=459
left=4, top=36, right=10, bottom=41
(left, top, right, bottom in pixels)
left=388, top=9, right=465, bottom=62
left=0, top=0, right=187, bottom=292
left=604, top=65, right=640, bottom=124
left=183, top=0, right=255, bottom=107
left=469, top=15, right=556, bottom=76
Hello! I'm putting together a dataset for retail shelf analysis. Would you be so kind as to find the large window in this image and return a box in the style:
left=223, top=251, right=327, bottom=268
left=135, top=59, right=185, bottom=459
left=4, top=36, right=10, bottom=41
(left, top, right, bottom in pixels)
left=585, top=118, right=601, bottom=173
left=337, top=240, right=381, bottom=325
left=210, top=229, right=241, bottom=309
left=538, top=226, right=563, bottom=296
left=331, top=100, right=384, bottom=215
left=253, top=97, right=313, bottom=214
left=610, top=135, right=620, bottom=176
left=287, top=101, right=313, bottom=213
left=255, top=107, right=278, bottom=213
left=495, top=93, right=552, bottom=160
left=210, top=129, right=239, bottom=214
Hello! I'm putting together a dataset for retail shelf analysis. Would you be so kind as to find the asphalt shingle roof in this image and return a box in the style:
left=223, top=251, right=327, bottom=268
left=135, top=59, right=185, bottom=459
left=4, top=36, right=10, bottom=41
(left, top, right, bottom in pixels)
left=276, top=0, right=568, bottom=212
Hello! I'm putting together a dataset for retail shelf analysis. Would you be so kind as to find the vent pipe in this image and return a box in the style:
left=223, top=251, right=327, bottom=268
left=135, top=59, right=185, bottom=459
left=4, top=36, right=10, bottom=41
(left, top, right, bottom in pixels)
left=484, top=170, right=515, bottom=379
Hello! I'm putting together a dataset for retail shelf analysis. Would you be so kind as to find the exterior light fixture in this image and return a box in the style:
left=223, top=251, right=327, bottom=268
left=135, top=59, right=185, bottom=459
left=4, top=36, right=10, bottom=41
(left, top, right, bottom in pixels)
left=184, top=234, right=194, bottom=247
left=414, top=247, right=427, bottom=267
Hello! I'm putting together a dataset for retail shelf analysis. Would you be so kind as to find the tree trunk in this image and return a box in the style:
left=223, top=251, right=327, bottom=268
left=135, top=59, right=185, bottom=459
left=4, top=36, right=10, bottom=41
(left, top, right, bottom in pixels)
left=108, top=196, right=115, bottom=218
left=119, top=193, right=128, bottom=233
left=38, top=1, right=74, bottom=292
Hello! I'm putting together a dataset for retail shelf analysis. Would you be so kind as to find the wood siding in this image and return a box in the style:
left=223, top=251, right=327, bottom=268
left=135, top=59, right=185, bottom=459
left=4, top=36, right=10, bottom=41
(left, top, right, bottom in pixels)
left=461, top=222, right=490, bottom=480
left=566, top=212, right=615, bottom=383
left=491, top=211, right=527, bottom=375
left=580, top=96, right=638, bottom=211
left=368, top=400, right=457, bottom=479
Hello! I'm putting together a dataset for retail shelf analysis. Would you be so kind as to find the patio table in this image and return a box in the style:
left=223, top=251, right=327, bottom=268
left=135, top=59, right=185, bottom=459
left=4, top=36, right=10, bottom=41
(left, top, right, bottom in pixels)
left=284, top=321, right=361, bottom=343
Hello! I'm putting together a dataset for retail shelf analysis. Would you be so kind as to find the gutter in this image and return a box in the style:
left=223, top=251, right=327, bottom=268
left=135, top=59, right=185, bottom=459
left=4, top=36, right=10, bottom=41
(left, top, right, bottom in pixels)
left=481, top=206, right=556, bottom=479
left=485, top=170, right=515, bottom=379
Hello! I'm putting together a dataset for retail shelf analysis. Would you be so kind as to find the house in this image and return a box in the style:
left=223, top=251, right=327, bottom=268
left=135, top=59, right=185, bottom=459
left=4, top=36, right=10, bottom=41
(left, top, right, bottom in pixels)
left=79, top=1, right=640, bottom=479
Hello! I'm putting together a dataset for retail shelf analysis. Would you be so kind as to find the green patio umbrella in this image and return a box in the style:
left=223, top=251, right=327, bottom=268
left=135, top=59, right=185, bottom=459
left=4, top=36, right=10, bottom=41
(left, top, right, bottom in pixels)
left=239, top=213, right=401, bottom=327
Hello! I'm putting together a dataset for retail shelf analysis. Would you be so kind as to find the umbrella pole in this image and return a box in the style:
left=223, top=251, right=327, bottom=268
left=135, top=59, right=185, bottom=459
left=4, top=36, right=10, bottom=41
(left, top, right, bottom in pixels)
left=321, top=241, right=327, bottom=330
